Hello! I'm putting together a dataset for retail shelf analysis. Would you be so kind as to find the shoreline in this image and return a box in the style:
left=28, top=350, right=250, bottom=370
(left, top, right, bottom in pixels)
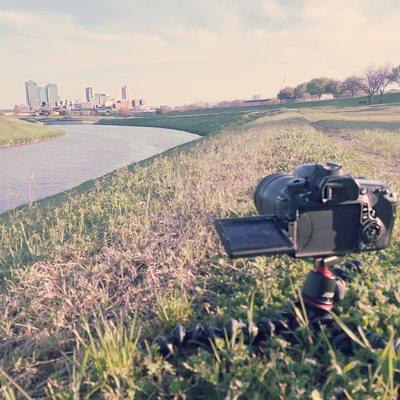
left=44, top=119, right=96, bottom=125
left=0, top=116, right=65, bottom=149
left=0, top=130, right=64, bottom=149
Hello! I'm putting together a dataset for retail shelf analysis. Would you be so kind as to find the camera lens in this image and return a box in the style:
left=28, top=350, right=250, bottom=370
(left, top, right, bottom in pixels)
left=254, top=173, right=293, bottom=215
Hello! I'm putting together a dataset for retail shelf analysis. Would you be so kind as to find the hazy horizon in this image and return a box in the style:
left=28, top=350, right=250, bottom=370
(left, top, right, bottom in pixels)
left=1, top=0, right=400, bottom=109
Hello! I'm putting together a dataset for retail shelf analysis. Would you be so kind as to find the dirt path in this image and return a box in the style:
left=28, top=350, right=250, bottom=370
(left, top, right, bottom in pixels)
left=305, top=117, right=400, bottom=182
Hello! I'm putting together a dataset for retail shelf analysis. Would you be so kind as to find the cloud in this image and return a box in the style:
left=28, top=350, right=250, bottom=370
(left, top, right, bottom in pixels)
left=0, top=9, right=51, bottom=32
left=261, top=0, right=287, bottom=19
left=0, top=1, right=400, bottom=108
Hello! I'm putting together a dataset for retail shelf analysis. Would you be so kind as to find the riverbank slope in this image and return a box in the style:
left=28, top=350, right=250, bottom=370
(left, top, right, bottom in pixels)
left=98, top=107, right=277, bottom=136
left=0, top=104, right=399, bottom=399
left=97, top=91, right=400, bottom=134
left=0, top=116, right=63, bottom=147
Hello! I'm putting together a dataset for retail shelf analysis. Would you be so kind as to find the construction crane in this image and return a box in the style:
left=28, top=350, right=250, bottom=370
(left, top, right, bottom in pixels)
left=279, top=75, right=287, bottom=92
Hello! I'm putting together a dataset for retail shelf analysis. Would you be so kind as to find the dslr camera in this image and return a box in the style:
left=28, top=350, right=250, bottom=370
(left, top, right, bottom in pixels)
left=215, top=162, right=397, bottom=259
left=151, top=164, right=397, bottom=356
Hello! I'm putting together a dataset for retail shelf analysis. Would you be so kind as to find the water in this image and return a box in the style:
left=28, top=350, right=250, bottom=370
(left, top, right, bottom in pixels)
left=0, top=123, right=200, bottom=214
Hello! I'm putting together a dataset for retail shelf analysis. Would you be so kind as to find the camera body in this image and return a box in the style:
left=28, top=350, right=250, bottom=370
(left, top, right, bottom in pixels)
left=215, top=163, right=397, bottom=258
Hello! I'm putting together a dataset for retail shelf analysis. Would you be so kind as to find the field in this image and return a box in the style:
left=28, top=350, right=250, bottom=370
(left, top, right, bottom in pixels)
left=99, top=108, right=277, bottom=136
left=0, top=104, right=399, bottom=398
left=98, top=91, right=400, bottom=135
left=0, top=116, right=63, bottom=147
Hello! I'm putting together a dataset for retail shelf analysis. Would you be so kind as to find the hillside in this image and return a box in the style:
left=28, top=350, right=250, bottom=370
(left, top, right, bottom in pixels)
left=98, top=108, right=277, bottom=136
left=0, top=116, right=63, bottom=147
left=98, top=91, right=400, bottom=133
left=0, top=104, right=399, bottom=398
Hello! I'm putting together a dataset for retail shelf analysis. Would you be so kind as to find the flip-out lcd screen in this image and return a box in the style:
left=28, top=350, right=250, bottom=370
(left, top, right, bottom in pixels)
left=214, top=216, right=295, bottom=258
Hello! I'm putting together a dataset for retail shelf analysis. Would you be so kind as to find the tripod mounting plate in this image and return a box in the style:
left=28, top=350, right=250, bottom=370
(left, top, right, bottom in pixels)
left=302, top=257, right=346, bottom=311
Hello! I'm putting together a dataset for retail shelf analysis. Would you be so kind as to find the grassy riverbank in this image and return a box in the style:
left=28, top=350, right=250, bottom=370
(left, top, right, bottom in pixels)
left=98, top=108, right=278, bottom=136
left=0, top=116, right=64, bottom=147
left=97, top=91, right=400, bottom=135
left=0, top=104, right=399, bottom=398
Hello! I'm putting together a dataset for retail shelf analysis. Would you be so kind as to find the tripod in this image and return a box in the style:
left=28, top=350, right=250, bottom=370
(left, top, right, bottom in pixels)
left=154, top=257, right=396, bottom=356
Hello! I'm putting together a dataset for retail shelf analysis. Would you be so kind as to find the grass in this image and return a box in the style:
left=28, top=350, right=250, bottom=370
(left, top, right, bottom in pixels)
left=98, top=108, right=279, bottom=136
left=0, top=104, right=399, bottom=398
left=97, top=91, right=400, bottom=135
left=0, top=116, right=63, bottom=147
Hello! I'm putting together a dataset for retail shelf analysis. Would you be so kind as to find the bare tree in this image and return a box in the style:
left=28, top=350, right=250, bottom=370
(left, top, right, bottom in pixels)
left=342, top=76, right=360, bottom=97
left=355, top=65, right=390, bottom=105
left=277, top=87, right=295, bottom=101
left=376, top=65, right=392, bottom=103
left=389, top=65, right=400, bottom=87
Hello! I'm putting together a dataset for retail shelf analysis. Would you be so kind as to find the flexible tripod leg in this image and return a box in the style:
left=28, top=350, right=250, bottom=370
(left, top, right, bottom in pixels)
left=153, top=258, right=398, bottom=357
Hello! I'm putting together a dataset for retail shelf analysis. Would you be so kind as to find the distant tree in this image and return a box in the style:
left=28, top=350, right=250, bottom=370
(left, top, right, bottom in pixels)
left=389, top=65, right=400, bottom=87
left=326, top=79, right=343, bottom=97
left=268, top=97, right=280, bottom=105
left=355, top=65, right=388, bottom=105
left=294, top=82, right=308, bottom=100
left=155, top=106, right=172, bottom=114
left=376, top=64, right=392, bottom=103
left=342, top=76, right=360, bottom=96
left=277, top=86, right=295, bottom=101
left=306, top=77, right=330, bottom=98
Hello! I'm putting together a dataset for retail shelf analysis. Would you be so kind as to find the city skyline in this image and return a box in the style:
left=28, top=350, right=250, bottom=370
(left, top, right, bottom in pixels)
left=24, top=81, right=136, bottom=107
left=1, top=0, right=400, bottom=108
left=21, top=80, right=150, bottom=112
left=25, top=81, right=60, bottom=109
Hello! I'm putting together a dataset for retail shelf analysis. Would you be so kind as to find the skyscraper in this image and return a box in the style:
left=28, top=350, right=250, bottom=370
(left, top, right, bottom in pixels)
left=46, top=84, right=59, bottom=107
left=85, top=87, right=93, bottom=102
left=38, top=87, right=48, bottom=106
left=93, top=93, right=108, bottom=107
left=121, top=85, right=129, bottom=101
left=25, top=80, right=40, bottom=109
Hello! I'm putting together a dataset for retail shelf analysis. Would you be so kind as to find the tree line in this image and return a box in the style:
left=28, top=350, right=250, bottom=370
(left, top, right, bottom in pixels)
left=277, top=64, right=400, bottom=105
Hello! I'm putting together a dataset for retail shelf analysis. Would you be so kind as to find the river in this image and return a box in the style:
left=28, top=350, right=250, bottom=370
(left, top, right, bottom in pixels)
left=0, top=123, right=200, bottom=214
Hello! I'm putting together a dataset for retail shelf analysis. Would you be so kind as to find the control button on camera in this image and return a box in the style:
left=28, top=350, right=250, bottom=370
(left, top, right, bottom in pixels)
left=362, top=221, right=382, bottom=244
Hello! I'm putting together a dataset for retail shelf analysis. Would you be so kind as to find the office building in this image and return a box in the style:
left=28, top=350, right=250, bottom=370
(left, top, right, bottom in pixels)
left=93, top=93, right=108, bottom=107
left=116, top=100, right=132, bottom=110
left=46, top=83, right=59, bottom=107
left=38, top=87, right=48, bottom=106
left=132, top=98, right=147, bottom=110
left=25, top=80, right=40, bottom=109
left=121, top=85, right=129, bottom=101
left=85, top=87, right=93, bottom=102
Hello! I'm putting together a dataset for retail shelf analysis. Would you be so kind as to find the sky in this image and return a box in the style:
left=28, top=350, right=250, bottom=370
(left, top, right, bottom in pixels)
left=1, top=0, right=400, bottom=108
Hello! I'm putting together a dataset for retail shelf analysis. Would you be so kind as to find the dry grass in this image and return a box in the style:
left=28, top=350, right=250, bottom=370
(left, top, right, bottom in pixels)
left=0, top=108, right=399, bottom=398
left=0, top=116, right=63, bottom=147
